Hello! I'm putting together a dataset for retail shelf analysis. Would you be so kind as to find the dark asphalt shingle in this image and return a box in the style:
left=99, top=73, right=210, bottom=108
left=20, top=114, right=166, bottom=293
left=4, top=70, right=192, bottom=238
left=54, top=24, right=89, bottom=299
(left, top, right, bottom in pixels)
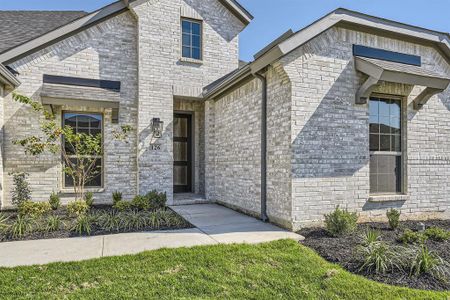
left=0, top=11, right=88, bottom=54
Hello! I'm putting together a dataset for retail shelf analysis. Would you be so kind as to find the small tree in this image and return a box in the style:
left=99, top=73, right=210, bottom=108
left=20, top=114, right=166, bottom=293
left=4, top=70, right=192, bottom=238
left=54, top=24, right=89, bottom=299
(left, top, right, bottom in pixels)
left=10, top=172, right=31, bottom=206
left=12, top=92, right=132, bottom=201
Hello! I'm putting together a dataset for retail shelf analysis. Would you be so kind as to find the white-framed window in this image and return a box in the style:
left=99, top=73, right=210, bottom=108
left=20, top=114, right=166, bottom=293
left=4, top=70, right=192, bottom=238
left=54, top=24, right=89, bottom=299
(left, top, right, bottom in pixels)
left=62, top=112, right=103, bottom=188
left=181, top=18, right=202, bottom=60
left=369, top=97, right=403, bottom=194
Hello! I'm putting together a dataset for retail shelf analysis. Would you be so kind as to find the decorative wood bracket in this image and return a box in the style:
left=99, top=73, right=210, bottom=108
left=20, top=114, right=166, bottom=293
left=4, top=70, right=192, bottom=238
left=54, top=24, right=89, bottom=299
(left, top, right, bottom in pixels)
left=355, top=76, right=380, bottom=105
left=413, top=87, right=443, bottom=110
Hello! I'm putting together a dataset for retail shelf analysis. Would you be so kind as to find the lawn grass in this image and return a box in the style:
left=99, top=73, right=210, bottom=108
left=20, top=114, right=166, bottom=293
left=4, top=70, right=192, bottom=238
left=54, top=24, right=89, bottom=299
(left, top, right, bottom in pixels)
left=0, top=240, right=448, bottom=299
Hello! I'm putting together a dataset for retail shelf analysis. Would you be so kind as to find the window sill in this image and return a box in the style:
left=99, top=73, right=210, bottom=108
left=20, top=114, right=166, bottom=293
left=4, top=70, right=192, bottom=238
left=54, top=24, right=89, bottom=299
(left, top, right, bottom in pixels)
left=179, top=57, right=203, bottom=65
left=368, top=194, right=409, bottom=203
left=60, top=188, right=105, bottom=195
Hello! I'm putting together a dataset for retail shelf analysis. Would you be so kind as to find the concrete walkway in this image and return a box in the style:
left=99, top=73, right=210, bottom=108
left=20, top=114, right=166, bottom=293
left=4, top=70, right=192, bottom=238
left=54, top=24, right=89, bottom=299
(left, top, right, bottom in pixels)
left=0, top=204, right=302, bottom=267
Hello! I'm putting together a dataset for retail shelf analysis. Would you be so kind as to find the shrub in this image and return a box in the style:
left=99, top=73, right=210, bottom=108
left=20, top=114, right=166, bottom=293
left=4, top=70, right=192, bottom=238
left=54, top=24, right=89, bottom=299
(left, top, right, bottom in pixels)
left=113, top=200, right=132, bottom=212
left=358, top=242, right=405, bottom=274
left=132, top=195, right=150, bottom=211
left=84, top=192, right=94, bottom=207
left=424, top=227, right=450, bottom=242
left=0, top=213, right=10, bottom=233
left=122, top=211, right=148, bottom=231
left=386, top=209, right=401, bottom=230
left=97, top=211, right=122, bottom=232
left=146, top=190, right=167, bottom=210
left=156, top=210, right=187, bottom=228
left=46, top=216, right=62, bottom=232
left=361, top=228, right=381, bottom=246
left=48, top=192, right=61, bottom=210
left=399, top=229, right=428, bottom=244
left=67, top=200, right=90, bottom=217
left=410, top=245, right=450, bottom=281
left=71, top=215, right=93, bottom=236
left=10, top=172, right=31, bottom=207
left=18, top=201, right=52, bottom=217
left=324, top=207, right=358, bottom=237
left=112, top=191, right=123, bottom=205
left=10, top=215, right=33, bottom=238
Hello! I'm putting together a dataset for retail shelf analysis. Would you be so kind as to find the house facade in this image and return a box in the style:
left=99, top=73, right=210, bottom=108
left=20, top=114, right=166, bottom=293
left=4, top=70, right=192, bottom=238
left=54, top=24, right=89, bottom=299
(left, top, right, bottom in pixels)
left=0, top=1, right=449, bottom=230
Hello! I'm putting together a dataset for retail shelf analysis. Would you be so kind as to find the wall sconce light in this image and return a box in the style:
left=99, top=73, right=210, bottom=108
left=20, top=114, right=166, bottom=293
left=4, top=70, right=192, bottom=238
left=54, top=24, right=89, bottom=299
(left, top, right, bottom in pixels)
left=151, top=118, right=164, bottom=138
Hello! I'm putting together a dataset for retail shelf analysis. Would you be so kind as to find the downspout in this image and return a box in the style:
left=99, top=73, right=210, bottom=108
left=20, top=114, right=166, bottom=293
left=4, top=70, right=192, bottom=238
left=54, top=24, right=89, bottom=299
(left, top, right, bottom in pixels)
left=255, top=72, right=268, bottom=222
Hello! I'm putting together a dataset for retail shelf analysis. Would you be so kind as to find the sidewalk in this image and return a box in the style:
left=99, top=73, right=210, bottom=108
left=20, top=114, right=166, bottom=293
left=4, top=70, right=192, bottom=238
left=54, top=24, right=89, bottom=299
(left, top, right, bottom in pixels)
left=0, top=204, right=302, bottom=267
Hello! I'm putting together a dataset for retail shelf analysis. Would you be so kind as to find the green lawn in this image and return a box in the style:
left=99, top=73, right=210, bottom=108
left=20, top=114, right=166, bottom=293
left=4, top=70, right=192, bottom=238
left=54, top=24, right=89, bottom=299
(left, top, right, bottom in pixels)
left=0, top=240, right=448, bottom=300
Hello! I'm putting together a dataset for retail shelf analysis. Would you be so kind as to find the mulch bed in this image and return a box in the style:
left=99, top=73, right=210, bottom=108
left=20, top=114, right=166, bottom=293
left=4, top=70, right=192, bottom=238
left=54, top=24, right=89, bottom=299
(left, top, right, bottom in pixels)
left=299, top=220, right=450, bottom=291
left=0, top=206, right=193, bottom=243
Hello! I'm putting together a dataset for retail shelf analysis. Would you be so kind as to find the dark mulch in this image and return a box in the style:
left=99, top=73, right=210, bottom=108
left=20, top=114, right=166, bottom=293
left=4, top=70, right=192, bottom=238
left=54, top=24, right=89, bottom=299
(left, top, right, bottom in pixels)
left=299, top=220, right=450, bottom=291
left=0, top=206, right=193, bottom=243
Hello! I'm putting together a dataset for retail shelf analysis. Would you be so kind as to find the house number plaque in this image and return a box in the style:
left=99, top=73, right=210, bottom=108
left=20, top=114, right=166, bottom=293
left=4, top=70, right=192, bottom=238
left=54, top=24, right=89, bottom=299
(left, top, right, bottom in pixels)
left=151, top=144, right=161, bottom=151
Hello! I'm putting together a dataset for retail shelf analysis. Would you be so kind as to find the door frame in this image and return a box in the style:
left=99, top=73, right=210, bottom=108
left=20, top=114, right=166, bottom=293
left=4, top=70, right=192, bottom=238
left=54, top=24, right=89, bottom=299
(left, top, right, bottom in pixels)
left=173, top=111, right=195, bottom=193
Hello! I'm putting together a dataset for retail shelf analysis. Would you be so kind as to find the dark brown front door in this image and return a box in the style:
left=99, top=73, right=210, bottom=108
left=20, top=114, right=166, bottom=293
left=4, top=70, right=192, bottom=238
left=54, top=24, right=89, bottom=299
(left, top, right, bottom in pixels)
left=173, top=113, right=192, bottom=193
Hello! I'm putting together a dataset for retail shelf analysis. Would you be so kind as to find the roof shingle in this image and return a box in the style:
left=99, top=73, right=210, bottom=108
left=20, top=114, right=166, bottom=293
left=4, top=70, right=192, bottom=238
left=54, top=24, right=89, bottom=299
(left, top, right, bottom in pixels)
left=0, top=11, right=88, bottom=54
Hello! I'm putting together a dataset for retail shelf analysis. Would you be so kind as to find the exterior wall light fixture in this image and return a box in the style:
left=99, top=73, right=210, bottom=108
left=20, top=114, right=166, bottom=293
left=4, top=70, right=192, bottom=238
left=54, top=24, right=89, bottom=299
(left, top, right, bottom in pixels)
left=151, top=118, right=164, bottom=138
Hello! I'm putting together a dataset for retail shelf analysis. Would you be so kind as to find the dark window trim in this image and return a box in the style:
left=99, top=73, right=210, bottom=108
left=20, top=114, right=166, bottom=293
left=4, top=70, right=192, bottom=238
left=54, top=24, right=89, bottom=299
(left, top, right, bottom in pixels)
left=44, top=74, right=121, bottom=91
left=369, top=95, right=406, bottom=195
left=353, top=45, right=421, bottom=66
left=181, top=18, right=203, bottom=61
left=62, top=111, right=105, bottom=189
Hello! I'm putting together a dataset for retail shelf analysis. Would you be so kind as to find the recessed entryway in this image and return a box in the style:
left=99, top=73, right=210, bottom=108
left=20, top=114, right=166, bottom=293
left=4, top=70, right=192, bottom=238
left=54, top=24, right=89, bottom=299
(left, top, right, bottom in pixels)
left=173, top=113, right=193, bottom=193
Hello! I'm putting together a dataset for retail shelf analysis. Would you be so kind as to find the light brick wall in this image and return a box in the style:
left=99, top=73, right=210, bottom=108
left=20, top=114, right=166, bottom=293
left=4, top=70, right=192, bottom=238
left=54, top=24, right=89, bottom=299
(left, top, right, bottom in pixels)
left=0, top=85, right=4, bottom=207
left=2, top=12, right=139, bottom=207
left=130, top=0, right=244, bottom=204
left=280, top=27, right=450, bottom=229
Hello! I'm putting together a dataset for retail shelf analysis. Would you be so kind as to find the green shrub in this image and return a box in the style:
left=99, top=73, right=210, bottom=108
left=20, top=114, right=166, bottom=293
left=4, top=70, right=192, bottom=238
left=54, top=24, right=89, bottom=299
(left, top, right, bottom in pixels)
left=146, top=190, right=167, bottom=210
left=361, top=228, right=381, bottom=246
left=358, top=242, right=404, bottom=275
left=122, top=211, right=148, bottom=231
left=113, top=200, right=132, bottom=212
left=46, top=216, right=62, bottom=232
left=10, top=172, right=31, bottom=207
left=112, top=191, right=123, bottom=205
left=386, top=209, right=401, bottom=230
left=48, top=192, right=61, bottom=210
left=97, top=211, right=122, bottom=232
left=18, top=201, right=52, bottom=217
left=155, top=210, right=187, bottom=228
left=10, top=215, right=33, bottom=238
left=132, top=195, right=150, bottom=211
left=399, top=229, right=427, bottom=244
left=0, top=213, right=10, bottom=233
left=72, top=214, right=93, bottom=235
left=324, top=207, right=358, bottom=237
left=67, top=200, right=90, bottom=217
left=84, top=192, right=94, bottom=207
left=424, top=227, right=450, bottom=242
left=409, top=245, right=450, bottom=281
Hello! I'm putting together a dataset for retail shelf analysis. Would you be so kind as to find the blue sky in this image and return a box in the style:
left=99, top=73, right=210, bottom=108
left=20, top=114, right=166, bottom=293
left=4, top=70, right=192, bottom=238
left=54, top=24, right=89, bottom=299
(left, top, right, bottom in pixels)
left=2, top=0, right=449, bottom=62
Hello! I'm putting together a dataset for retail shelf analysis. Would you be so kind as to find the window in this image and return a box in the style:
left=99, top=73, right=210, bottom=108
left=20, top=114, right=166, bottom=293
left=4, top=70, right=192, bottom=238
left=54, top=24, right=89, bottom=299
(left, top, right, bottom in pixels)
left=63, top=112, right=103, bottom=188
left=369, top=97, right=402, bottom=194
left=181, top=19, right=202, bottom=60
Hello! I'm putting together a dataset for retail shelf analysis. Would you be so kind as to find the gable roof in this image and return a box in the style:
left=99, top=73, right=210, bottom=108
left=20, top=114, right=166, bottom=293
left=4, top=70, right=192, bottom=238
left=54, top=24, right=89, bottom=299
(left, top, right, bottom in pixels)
left=205, top=8, right=450, bottom=99
left=0, top=0, right=252, bottom=64
left=0, top=11, right=88, bottom=55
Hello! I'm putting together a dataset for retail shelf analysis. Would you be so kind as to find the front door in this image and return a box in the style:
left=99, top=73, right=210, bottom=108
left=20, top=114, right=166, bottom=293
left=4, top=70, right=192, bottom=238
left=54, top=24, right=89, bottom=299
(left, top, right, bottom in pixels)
left=173, top=113, right=192, bottom=193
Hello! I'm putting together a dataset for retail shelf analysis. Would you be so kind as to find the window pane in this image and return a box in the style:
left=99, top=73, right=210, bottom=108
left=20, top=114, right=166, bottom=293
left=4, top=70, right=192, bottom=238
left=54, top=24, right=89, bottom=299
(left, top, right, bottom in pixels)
left=379, top=135, right=390, bottom=151
left=182, top=47, right=191, bottom=58
left=379, top=116, right=390, bottom=134
left=369, top=99, right=379, bottom=116
left=192, top=35, right=201, bottom=48
left=379, top=99, right=390, bottom=116
left=391, top=135, right=401, bottom=152
left=192, top=47, right=201, bottom=60
left=390, top=117, right=400, bottom=134
left=86, top=159, right=102, bottom=187
left=90, top=115, right=102, bottom=128
left=390, top=100, right=401, bottom=118
left=77, top=115, right=90, bottom=128
left=370, top=154, right=401, bottom=194
left=182, top=20, right=191, bottom=33
left=182, top=34, right=191, bottom=47
left=369, top=134, right=379, bottom=151
left=192, top=22, right=201, bottom=35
